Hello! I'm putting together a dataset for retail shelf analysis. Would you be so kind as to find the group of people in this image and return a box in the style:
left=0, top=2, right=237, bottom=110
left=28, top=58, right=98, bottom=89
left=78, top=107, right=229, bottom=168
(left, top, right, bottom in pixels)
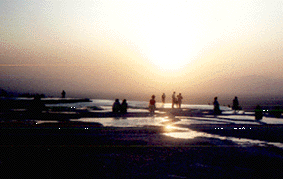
left=171, top=92, right=183, bottom=108
left=148, top=92, right=183, bottom=114
left=112, top=99, right=128, bottom=114
left=160, top=92, right=184, bottom=108
left=114, top=94, right=240, bottom=116
left=112, top=95, right=271, bottom=120
left=215, top=96, right=270, bottom=120
left=213, top=96, right=241, bottom=115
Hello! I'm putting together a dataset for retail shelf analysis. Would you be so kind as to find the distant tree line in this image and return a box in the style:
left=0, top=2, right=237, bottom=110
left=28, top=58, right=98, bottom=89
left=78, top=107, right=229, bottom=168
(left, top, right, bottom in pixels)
left=18, top=93, right=46, bottom=98
left=0, top=89, right=45, bottom=98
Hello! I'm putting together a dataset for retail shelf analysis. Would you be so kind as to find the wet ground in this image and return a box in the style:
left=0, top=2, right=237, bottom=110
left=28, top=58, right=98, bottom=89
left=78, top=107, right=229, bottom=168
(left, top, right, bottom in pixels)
left=1, top=108, right=283, bottom=178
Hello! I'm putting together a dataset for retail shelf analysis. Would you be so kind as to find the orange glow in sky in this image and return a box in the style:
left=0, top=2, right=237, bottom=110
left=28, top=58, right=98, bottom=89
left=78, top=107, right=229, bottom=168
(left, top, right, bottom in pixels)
left=1, top=0, right=282, bottom=102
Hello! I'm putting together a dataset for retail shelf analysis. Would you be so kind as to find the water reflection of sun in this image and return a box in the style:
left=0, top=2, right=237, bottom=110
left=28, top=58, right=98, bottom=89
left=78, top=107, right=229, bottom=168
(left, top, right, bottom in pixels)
left=163, top=124, right=204, bottom=139
left=164, top=125, right=175, bottom=132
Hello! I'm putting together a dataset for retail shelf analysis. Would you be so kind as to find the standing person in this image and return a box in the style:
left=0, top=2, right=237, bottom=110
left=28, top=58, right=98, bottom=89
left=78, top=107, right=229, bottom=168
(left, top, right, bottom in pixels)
left=172, top=92, right=176, bottom=108
left=232, top=96, right=239, bottom=113
left=213, top=97, right=221, bottom=115
left=29, top=94, right=45, bottom=114
left=162, top=93, right=166, bottom=104
left=120, top=99, right=128, bottom=114
left=112, top=99, right=121, bottom=113
left=177, top=93, right=183, bottom=108
left=61, top=90, right=66, bottom=98
left=255, top=105, right=263, bottom=120
left=149, top=95, right=156, bottom=114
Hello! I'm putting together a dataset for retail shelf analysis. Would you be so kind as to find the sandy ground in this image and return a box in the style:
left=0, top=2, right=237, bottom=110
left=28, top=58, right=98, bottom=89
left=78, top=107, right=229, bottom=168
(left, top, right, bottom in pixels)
left=1, top=109, right=283, bottom=178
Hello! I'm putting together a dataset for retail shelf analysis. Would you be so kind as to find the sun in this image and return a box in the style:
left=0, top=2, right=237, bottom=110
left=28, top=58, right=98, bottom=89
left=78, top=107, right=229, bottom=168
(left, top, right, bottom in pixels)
left=149, top=44, right=192, bottom=71
left=146, top=30, right=196, bottom=71
left=150, top=56, right=189, bottom=71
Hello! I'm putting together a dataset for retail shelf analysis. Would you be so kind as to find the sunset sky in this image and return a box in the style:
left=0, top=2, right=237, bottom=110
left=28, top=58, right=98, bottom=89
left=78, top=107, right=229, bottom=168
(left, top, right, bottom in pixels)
left=1, top=0, right=282, bottom=103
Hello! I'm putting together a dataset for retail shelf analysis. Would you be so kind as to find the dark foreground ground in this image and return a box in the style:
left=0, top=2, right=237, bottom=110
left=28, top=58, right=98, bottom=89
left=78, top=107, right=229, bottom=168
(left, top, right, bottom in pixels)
left=1, top=121, right=283, bottom=179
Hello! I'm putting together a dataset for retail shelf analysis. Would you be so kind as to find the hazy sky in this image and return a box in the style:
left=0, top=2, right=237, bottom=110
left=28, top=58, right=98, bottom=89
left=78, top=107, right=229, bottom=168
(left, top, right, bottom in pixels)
left=1, top=0, right=282, bottom=102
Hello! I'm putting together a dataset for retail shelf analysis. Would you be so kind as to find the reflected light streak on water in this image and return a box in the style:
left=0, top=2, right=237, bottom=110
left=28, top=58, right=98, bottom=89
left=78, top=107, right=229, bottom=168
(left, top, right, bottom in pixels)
left=68, top=115, right=283, bottom=149
left=163, top=125, right=283, bottom=149
left=70, top=117, right=170, bottom=128
left=35, top=117, right=283, bottom=149
left=35, top=120, right=59, bottom=124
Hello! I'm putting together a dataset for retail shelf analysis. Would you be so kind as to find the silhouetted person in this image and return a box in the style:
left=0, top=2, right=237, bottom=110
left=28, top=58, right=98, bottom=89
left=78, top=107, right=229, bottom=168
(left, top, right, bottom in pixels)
left=149, top=95, right=156, bottom=114
left=61, top=90, right=66, bottom=98
left=232, top=96, right=239, bottom=113
left=172, top=92, right=176, bottom=108
left=271, top=106, right=281, bottom=118
left=213, top=97, right=221, bottom=115
left=255, top=105, right=263, bottom=120
left=112, top=99, right=121, bottom=113
left=120, top=99, right=128, bottom=114
left=162, top=93, right=166, bottom=104
left=177, top=93, right=183, bottom=108
left=29, top=95, right=45, bottom=114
